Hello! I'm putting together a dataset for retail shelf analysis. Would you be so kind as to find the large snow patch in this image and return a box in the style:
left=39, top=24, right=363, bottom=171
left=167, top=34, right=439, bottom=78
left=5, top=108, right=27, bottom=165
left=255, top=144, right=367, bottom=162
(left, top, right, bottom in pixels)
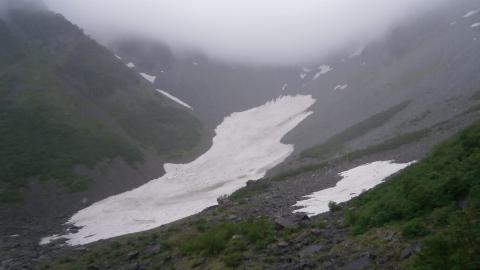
left=42, top=95, right=315, bottom=245
left=293, top=160, right=415, bottom=216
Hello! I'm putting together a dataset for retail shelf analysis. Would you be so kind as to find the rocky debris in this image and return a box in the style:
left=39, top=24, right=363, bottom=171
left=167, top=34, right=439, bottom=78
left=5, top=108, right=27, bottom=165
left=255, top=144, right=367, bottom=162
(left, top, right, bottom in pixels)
left=400, top=246, right=413, bottom=259
left=299, top=244, right=324, bottom=257
left=217, top=194, right=230, bottom=205
left=226, top=214, right=238, bottom=221
left=309, top=228, right=323, bottom=236
left=68, top=225, right=82, bottom=234
left=275, top=214, right=310, bottom=230
left=343, top=256, right=370, bottom=270
left=126, top=251, right=139, bottom=261
left=231, top=234, right=242, bottom=240
left=87, top=264, right=100, bottom=270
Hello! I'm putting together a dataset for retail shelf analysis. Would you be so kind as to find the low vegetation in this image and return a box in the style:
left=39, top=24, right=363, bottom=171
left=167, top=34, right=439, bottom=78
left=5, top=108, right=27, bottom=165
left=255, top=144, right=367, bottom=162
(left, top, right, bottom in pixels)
left=301, top=101, right=410, bottom=160
left=44, top=219, right=278, bottom=269
left=346, top=121, right=480, bottom=269
left=0, top=11, right=202, bottom=203
left=272, top=128, right=429, bottom=183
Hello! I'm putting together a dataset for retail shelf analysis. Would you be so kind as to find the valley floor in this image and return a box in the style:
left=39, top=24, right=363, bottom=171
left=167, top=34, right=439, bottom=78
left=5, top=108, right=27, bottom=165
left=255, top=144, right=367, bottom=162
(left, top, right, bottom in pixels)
left=1, top=101, right=477, bottom=269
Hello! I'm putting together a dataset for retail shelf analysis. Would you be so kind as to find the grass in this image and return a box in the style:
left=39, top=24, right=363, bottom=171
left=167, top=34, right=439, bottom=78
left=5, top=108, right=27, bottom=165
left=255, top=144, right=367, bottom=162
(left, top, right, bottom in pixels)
left=228, top=181, right=272, bottom=201
left=178, top=219, right=275, bottom=257
left=345, top=129, right=431, bottom=160
left=44, top=219, right=277, bottom=269
left=301, top=101, right=410, bottom=160
left=271, top=128, right=429, bottom=183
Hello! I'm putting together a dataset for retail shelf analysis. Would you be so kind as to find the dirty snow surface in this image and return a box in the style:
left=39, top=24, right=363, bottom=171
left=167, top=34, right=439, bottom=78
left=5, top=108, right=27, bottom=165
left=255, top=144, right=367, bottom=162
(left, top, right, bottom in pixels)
left=42, top=95, right=316, bottom=246
left=293, top=160, right=415, bottom=216
left=156, top=89, right=193, bottom=109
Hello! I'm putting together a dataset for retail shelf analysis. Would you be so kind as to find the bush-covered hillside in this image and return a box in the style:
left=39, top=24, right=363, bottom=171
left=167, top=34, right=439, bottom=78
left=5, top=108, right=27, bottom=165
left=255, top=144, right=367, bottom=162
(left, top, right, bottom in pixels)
left=346, top=121, right=480, bottom=269
left=0, top=9, right=202, bottom=203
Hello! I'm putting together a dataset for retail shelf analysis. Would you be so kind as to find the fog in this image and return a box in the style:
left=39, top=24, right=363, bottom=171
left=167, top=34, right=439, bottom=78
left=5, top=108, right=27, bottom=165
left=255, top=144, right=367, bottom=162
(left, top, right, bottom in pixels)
left=0, top=0, right=46, bottom=18
left=42, top=0, right=448, bottom=66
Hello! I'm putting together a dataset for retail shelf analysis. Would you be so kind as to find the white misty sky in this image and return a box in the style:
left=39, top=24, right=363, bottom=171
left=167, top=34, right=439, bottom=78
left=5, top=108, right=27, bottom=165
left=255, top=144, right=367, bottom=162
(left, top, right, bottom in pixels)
left=44, top=0, right=449, bottom=65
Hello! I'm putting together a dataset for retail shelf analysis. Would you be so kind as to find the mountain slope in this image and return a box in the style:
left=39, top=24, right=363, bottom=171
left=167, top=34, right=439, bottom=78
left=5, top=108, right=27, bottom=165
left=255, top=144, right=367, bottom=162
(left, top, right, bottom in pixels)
left=0, top=7, right=203, bottom=203
left=41, top=114, right=480, bottom=270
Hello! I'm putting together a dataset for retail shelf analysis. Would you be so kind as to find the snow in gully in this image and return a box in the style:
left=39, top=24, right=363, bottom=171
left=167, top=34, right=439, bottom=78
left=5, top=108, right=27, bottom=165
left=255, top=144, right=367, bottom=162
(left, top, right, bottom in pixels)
left=41, top=95, right=316, bottom=245
left=293, top=160, right=416, bottom=216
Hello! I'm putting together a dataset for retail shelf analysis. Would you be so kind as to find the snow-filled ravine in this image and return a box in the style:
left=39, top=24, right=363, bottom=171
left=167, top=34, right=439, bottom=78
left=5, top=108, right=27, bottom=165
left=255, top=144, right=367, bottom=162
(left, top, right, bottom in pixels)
left=156, top=89, right=192, bottom=109
left=41, top=95, right=316, bottom=246
left=293, top=160, right=415, bottom=217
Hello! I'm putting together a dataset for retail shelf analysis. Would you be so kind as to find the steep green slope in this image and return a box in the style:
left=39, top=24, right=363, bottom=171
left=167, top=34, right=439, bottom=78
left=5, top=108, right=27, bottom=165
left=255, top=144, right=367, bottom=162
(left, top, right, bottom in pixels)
left=346, top=121, right=480, bottom=269
left=0, top=9, right=202, bottom=203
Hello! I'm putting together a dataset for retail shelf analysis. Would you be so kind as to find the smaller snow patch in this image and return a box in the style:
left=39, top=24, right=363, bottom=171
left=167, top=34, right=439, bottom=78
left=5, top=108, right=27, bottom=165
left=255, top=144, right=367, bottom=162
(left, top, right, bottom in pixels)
left=156, top=89, right=193, bottom=109
left=334, top=84, right=348, bottom=91
left=464, top=9, right=480, bottom=18
left=39, top=234, right=62, bottom=245
left=293, top=160, right=415, bottom=216
left=303, top=67, right=312, bottom=73
left=140, top=73, right=156, bottom=84
left=126, top=62, right=135, bottom=68
left=349, top=46, right=365, bottom=58
left=313, top=65, right=333, bottom=80
left=471, top=22, right=480, bottom=28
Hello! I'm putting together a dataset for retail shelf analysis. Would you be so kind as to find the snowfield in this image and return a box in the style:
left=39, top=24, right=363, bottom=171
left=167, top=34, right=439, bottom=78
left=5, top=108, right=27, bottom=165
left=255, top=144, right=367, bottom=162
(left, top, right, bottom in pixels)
left=41, top=95, right=316, bottom=245
left=313, top=65, right=333, bottom=80
left=293, top=161, right=415, bottom=216
left=156, top=89, right=193, bottom=109
left=464, top=9, right=480, bottom=18
left=471, top=22, right=480, bottom=28
left=140, top=73, right=157, bottom=83
left=349, top=46, right=365, bottom=58
left=334, top=84, right=348, bottom=91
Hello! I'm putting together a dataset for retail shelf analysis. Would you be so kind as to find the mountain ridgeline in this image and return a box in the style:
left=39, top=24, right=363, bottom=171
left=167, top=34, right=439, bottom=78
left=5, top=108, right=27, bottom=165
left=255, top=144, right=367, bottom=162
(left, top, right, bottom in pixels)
left=0, top=8, right=202, bottom=203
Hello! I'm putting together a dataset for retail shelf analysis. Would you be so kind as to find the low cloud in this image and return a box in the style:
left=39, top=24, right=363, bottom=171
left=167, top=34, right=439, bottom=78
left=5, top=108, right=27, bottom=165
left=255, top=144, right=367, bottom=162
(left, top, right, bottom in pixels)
left=44, top=0, right=449, bottom=66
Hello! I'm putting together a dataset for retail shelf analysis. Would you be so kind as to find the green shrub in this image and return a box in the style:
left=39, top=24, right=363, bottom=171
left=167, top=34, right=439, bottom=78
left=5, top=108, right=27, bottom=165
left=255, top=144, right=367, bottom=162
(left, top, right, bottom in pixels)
left=179, top=219, right=275, bottom=257
left=346, top=122, right=480, bottom=232
left=402, top=218, right=429, bottom=239
left=223, top=252, right=244, bottom=268
left=328, top=201, right=342, bottom=212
